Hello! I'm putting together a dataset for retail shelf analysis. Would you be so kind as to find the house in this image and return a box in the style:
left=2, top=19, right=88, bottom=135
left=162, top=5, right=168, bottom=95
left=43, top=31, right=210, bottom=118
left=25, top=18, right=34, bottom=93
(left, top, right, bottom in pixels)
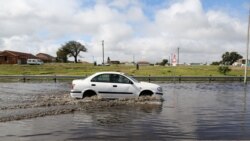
left=36, top=53, right=56, bottom=63
left=232, top=59, right=250, bottom=67
left=0, top=50, right=37, bottom=64
left=124, top=62, right=135, bottom=66
left=137, top=61, right=150, bottom=66
left=189, top=63, right=204, bottom=66
left=110, top=61, right=120, bottom=64
left=106, top=57, right=120, bottom=65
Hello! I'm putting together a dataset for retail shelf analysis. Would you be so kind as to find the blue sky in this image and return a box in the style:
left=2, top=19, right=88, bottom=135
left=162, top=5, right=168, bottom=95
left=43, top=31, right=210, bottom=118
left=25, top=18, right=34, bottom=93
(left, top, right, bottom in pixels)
left=202, top=0, right=249, bottom=18
left=141, top=0, right=249, bottom=20
left=0, top=0, right=249, bottom=63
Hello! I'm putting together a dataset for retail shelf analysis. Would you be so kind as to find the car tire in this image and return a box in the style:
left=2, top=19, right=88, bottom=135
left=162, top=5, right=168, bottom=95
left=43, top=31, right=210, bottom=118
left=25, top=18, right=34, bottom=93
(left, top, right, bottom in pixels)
left=83, top=90, right=97, bottom=99
left=139, top=90, right=153, bottom=97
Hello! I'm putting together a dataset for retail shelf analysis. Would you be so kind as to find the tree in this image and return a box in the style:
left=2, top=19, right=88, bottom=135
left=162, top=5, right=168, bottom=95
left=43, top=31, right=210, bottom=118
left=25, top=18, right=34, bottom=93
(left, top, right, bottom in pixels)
left=218, top=66, right=231, bottom=75
left=61, top=41, right=87, bottom=63
left=107, top=57, right=111, bottom=64
left=56, top=48, right=68, bottom=63
left=211, top=61, right=220, bottom=65
left=221, top=52, right=242, bottom=65
left=156, top=59, right=168, bottom=66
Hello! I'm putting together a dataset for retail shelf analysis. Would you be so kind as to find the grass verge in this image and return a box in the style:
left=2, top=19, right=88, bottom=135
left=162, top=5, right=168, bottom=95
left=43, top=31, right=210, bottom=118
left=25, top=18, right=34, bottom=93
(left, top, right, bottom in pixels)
left=0, top=63, right=247, bottom=76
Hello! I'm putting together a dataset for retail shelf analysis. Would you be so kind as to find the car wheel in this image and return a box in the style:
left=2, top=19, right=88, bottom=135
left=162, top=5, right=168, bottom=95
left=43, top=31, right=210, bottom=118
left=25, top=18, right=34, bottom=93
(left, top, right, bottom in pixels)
left=139, top=90, right=153, bottom=97
left=83, top=90, right=97, bottom=99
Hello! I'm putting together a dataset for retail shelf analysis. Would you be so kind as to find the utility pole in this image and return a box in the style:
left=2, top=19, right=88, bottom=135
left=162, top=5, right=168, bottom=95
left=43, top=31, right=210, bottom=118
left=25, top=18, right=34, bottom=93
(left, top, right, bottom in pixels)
left=177, top=47, right=180, bottom=66
left=169, top=55, right=171, bottom=66
left=244, top=9, right=250, bottom=84
left=102, top=40, right=104, bottom=65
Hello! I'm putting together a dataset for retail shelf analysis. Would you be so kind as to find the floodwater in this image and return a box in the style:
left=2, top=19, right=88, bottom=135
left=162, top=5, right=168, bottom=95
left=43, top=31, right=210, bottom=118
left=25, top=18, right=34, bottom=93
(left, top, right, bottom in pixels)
left=0, top=82, right=250, bottom=140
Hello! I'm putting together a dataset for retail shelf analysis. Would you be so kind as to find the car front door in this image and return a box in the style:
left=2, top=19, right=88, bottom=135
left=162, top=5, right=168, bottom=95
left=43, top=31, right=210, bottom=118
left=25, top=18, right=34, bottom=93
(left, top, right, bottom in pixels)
left=109, top=74, right=138, bottom=98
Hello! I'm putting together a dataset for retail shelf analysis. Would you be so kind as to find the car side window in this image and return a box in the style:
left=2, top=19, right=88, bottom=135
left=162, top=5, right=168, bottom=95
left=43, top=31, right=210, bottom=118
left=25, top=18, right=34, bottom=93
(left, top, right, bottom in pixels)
left=91, top=74, right=110, bottom=82
left=110, top=74, right=131, bottom=84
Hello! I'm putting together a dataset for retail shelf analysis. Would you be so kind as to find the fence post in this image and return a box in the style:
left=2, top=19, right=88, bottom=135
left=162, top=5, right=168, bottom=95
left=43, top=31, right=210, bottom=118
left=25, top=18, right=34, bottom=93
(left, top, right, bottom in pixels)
left=23, top=75, right=26, bottom=83
left=148, top=75, right=151, bottom=82
left=179, top=75, right=181, bottom=83
left=54, top=75, right=57, bottom=83
left=209, top=75, right=212, bottom=83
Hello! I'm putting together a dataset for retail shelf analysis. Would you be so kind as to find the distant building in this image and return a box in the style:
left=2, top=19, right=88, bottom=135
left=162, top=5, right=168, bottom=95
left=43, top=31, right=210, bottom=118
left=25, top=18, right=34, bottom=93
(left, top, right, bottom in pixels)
left=110, top=61, right=120, bottom=64
left=0, top=50, right=37, bottom=64
left=189, top=63, right=204, bottom=66
left=36, top=53, right=56, bottom=63
left=106, top=57, right=120, bottom=65
left=137, top=61, right=150, bottom=66
left=124, top=62, right=135, bottom=66
left=233, top=59, right=250, bottom=67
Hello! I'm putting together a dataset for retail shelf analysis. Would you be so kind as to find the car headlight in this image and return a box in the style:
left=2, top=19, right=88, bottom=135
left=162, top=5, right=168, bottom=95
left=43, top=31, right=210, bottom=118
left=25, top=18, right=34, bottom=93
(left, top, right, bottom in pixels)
left=157, top=87, right=163, bottom=92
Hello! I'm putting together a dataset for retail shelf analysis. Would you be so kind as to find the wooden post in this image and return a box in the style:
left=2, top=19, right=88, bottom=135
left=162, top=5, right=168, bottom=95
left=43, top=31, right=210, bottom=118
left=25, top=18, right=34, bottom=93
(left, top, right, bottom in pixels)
left=23, top=75, right=26, bottom=83
left=54, top=75, right=57, bottom=83
left=136, top=63, right=139, bottom=70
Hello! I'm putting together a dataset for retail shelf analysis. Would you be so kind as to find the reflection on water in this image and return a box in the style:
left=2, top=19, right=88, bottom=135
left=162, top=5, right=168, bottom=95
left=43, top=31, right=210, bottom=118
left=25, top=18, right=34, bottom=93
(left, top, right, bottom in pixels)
left=0, top=82, right=250, bottom=140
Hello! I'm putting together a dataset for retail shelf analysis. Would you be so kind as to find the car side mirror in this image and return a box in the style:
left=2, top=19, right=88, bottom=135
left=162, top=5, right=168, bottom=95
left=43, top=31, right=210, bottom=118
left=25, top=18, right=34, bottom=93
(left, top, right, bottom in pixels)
left=129, top=81, right=134, bottom=84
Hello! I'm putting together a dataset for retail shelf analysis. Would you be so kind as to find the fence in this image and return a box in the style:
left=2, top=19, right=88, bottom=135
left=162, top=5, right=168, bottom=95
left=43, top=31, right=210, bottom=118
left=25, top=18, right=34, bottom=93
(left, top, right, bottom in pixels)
left=0, top=75, right=248, bottom=83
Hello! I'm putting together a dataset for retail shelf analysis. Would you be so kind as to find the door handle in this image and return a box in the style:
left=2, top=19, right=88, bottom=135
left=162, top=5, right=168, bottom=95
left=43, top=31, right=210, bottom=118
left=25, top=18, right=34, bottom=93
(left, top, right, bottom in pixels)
left=113, top=85, right=117, bottom=87
left=91, top=84, right=96, bottom=86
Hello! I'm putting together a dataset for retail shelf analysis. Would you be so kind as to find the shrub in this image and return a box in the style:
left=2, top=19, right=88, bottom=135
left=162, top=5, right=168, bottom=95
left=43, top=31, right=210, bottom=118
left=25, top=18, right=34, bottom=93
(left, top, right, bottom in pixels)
left=211, top=61, right=220, bottom=65
left=218, top=66, right=231, bottom=75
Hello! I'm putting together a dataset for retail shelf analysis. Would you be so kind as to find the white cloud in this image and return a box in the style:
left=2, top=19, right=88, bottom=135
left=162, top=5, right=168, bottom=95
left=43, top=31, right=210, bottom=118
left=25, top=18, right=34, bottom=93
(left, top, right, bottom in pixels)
left=126, top=6, right=147, bottom=23
left=1, top=35, right=59, bottom=56
left=0, top=0, right=248, bottom=64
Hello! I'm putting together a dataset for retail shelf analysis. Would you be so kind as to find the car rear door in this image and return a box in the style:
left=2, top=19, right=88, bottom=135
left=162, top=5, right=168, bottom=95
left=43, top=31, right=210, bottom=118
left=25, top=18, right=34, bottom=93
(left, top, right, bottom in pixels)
left=90, top=74, right=114, bottom=98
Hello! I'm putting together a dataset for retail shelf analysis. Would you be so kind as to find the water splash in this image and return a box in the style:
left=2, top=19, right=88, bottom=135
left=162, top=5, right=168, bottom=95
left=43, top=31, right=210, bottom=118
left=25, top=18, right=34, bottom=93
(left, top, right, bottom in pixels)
left=0, top=94, right=163, bottom=122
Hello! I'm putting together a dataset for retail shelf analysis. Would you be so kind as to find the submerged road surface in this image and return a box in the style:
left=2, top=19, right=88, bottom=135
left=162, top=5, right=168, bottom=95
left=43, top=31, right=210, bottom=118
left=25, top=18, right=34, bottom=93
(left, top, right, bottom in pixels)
left=0, top=82, right=250, bottom=140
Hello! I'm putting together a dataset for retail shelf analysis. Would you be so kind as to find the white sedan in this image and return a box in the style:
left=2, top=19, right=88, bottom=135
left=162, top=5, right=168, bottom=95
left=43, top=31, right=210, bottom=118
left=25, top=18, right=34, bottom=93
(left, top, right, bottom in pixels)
left=70, top=72, right=163, bottom=99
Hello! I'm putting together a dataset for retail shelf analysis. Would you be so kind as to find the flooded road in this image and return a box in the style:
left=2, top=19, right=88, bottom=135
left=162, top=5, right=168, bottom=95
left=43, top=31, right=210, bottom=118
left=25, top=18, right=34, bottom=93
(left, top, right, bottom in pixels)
left=0, top=82, right=250, bottom=140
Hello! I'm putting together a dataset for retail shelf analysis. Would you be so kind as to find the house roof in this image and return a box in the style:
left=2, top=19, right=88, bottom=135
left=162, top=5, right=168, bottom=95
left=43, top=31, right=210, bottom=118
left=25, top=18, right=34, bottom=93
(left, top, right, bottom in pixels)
left=0, top=50, right=37, bottom=58
left=36, top=53, right=55, bottom=59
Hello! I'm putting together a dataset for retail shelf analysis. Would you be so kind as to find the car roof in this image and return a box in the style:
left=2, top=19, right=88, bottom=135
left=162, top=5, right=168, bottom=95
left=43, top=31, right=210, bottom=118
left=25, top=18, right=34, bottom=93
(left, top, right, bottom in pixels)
left=93, top=71, right=125, bottom=75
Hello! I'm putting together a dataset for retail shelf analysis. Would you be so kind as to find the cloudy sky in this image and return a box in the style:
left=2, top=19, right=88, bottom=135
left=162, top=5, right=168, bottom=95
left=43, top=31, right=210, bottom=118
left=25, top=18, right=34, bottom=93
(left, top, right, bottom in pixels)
left=0, top=0, right=249, bottom=64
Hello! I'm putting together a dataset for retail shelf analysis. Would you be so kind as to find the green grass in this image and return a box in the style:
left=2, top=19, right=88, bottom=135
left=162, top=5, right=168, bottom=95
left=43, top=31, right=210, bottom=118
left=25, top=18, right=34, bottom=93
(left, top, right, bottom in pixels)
left=0, top=63, right=247, bottom=76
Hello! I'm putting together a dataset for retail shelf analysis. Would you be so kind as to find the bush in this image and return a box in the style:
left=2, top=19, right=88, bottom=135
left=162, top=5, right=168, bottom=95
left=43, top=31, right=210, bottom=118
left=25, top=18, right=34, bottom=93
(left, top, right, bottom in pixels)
left=218, top=66, right=231, bottom=75
left=211, top=61, right=220, bottom=65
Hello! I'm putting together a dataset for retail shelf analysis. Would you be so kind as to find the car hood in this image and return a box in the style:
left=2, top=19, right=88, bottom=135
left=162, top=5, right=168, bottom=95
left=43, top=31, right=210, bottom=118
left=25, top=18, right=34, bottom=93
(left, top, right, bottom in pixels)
left=136, top=81, right=159, bottom=90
